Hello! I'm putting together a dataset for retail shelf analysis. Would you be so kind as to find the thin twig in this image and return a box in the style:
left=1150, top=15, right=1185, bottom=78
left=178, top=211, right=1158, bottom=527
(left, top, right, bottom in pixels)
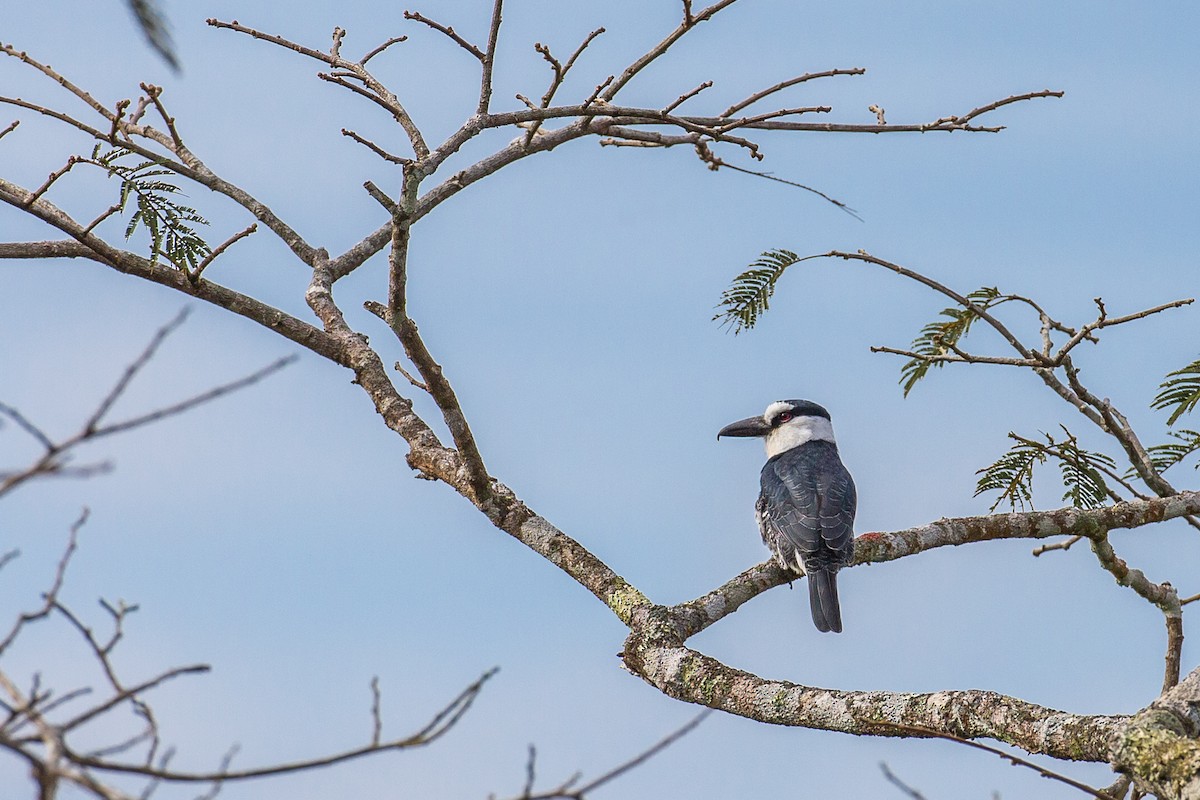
left=72, top=668, right=499, bottom=782
left=872, top=722, right=1112, bottom=800
left=360, top=36, right=407, bottom=65
left=191, top=223, right=257, bottom=282
left=1031, top=535, right=1082, bottom=557
left=574, top=711, right=710, bottom=795
left=0, top=509, right=86, bottom=658
left=721, top=68, right=865, bottom=117
left=402, top=10, right=485, bottom=59
left=478, top=0, right=504, bottom=113
left=879, top=762, right=927, bottom=800
left=369, top=677, right=382, bottom=746
left=662, top=81, right=712, bottom=114
left=342, top=128, right=409, bottom=164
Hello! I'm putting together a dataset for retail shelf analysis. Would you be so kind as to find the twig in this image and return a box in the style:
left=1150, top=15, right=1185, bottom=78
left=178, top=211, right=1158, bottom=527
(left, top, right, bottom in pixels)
left=82, top=203, right=122, bottom=235
left=393, top=361, right=429, bottom=392
left=721, top=68, right=865, bottom=117
left=191, top=223, right=257, bottom=282
left=951, top=89, right=1066, bottom=125
left=573, top=711, right=710, bottom=795
left=86, top=308, right=192, bottom=431
left=1163, top=615, right=1183, bottom=693
left=0, top=311, right=296, bottom=499
left=871, top=722, right=1112, bottom=800
left=694, top=146, right=861, bottom=219
left=139, top=82, right=183, bottom=151
left=0, top=508, right=86, bottom=659
left=1031, top=535, right=1082, bottom=557
left=369, top=677, right=382, bottom=746
left=342, top=128, right=409, bottom=164
left=402, top=10, right=485, bottom=59
left=662, top=81, right=712, bottom=114
left=879, top=762, right=927, bottom=800
left=21, top=156, right=79, bottom=207
left=94, top=355, right=297, bottom=439
left=1054, top=297, right=1193, bottom=362
left=499, top=711, right=709, bottom=800
left=524, top=27, right=606, bottom=145
left=330, top=26, right=347, bottom=60
left=360, top=36, right=407, bottom=65
left=478, top=0, right=504, bottom=113
left=72, top=668, right=499, bottom=782
left=362, top=181, right=397, bottom=212
left=0, top=119, right=19, bottom=140
left=601, top=0, right=739, bottom=101
left=869, top=344, right=1037, bottom=367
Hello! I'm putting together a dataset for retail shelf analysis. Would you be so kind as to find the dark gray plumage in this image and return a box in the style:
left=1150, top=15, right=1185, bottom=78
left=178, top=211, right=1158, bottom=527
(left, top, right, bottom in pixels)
left=719, top=399, right=857, bottom=633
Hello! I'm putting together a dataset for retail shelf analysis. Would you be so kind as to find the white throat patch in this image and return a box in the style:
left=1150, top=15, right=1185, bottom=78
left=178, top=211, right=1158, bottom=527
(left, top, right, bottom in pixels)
left=764, top=415, right=836, bottom=459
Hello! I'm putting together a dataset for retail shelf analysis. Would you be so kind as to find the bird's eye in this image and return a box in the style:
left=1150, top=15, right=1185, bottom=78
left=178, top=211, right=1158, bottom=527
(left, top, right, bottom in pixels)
left=778, top=412, right=793, bottom=423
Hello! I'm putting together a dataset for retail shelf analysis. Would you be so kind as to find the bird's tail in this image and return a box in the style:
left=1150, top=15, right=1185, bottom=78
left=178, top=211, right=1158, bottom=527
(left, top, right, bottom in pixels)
left=807, top=569, right=843, bottom=633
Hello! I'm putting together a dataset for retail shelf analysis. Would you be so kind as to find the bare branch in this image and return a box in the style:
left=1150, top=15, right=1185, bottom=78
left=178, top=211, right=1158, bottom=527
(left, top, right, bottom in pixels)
left=871, top=722, right=1112, bottom=800
left=0, top=119, right=19, bottom=140
left=574, top=711, right=710, bottom=795
left=721, top=68, right=866, bottom=117
left=1164, top=615, right=1184, bottom=693
left=191, top=222, right=257, bottom=282
left=401, top=10, right=485, bottom=60
left=1054, top=297, right=1194, bottom=361
left=952, top=89, right=1066, bottom=125
left=672, top=490, right=1200, bottom=639
left=870, top=344, right=1039, bottom=367
left=0, top=43, right=115, bottom=120
left=601, top=0, right=739, bottom=101
left=369, top=677, right=382, bottom=746
left=139, top=83, right=183, bottom=151
left=1032, top=535, right=1083, bottom=556
left=662, top=81, right=713, bottom=114
left=0, top=508, right=85, bottom=658
left=70, top=668, right=498, bottom=782
left=341, top=128, right=409, bottom=164
left=478, top=0, right=504, bottom=113
left=879, top=763, right=927, bottom=800
left=360, top=35, right=407, bottom=65
left=93, top=355, right=297, bottom=440
left=22, top=156, right=80, bottom=207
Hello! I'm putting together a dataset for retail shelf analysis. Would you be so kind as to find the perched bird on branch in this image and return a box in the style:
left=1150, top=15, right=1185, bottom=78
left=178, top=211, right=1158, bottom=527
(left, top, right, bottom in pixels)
left=719, top=399, right=856, bottom=633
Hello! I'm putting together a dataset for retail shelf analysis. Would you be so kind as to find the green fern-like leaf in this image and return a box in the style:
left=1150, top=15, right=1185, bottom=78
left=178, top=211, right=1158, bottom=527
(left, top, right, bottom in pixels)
left=976, top=427, right=1115, bottom=511
left=1053, top=428, right=1116, bottom=509
left=975, top=435, right=1044, bottom=512
left=1152, top=359, right=1200, bottom=426
left=900, top=287, right=1003, bottom=397
left=89, top=146, right=210, bottom=271
left=713, top=249, right=803, bottom=334
left=1145, top=428, right=1200, bottom=473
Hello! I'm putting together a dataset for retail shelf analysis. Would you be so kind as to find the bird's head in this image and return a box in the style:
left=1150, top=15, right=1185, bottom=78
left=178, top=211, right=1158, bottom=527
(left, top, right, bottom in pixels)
left=717, top=399, right=836, bottom=458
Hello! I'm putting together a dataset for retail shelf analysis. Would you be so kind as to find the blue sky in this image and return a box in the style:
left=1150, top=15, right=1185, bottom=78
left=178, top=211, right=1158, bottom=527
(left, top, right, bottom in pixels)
left=3, top=2, right=1199, bottom=798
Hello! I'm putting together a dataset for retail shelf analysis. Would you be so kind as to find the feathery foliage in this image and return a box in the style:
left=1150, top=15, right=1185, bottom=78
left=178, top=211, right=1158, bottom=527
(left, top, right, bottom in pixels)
left=713, top=249, right=806, bottom=334
left=975, top=427, right=1115, bottom=511
left=1145, top=429, right=1200, bottom=473
left=899, top=287, right=1004, bottom=397
left=90, top=145, right=211, bottom=272
left=1151, top=358, right=1200, bottom=426
left=975, top=435, right=1043, bottom=511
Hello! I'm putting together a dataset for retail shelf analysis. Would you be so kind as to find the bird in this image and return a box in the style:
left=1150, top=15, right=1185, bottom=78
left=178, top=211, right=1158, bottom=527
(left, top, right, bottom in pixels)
left=718, top=399, right=856, bottom=633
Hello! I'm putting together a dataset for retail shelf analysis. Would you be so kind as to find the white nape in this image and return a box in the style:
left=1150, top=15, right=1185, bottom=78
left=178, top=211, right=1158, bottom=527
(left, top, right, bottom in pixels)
left=764, top=415, right=836, bottom=459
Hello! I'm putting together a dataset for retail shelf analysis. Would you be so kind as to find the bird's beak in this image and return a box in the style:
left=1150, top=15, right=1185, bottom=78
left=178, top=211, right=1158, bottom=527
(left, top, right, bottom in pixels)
left=717, top=416, right=770, bottom=440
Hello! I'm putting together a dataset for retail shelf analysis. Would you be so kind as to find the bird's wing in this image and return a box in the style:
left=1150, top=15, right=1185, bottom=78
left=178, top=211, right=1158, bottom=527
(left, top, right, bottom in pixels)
left=762, top=447, right=856, bottom=567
